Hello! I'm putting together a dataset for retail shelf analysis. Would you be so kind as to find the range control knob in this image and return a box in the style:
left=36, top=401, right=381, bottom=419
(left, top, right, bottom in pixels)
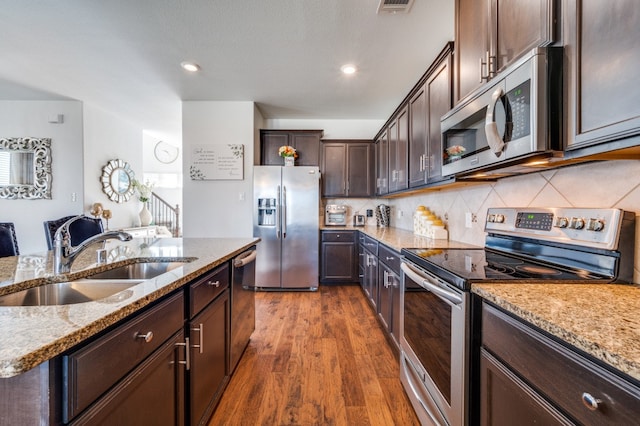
left=486, top=214, right=495, bottom=223
left=570, top=217, right=586, bottom=230
left=588, top=218, right=605, bottom=232
left=554, top=217, right=569, bottom=228
left=494, top=214, right=505, bottom=223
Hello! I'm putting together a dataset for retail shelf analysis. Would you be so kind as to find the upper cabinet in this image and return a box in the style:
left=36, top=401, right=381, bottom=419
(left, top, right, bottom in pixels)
left=563, top=0, right=640, bottom=154
left=375, top=130, right=389, bottom=196
left=260, top=130, right=323, bottom=166
left=409, top=43, right=454, bottom=188
left=388, top=106, right=409, bottom=193
left=455, top=0, right=557, bottom=103
left=321, top=140, right=374, bottom=198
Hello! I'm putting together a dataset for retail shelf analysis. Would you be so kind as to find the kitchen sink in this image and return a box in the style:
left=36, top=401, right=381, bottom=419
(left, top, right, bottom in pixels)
left=0, top=280, right=141, bottom=306
left=86, top=260, right=192, bottom=280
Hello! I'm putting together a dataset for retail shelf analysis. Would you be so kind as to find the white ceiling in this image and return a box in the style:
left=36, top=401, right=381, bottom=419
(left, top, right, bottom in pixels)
left=0, top=1, right=454, bottom=139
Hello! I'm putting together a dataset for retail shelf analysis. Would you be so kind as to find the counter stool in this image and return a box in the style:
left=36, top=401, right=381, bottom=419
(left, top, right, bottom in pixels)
left=44, top=216, right=104, bottom=250
left=0, top=222, right=19, bottom=257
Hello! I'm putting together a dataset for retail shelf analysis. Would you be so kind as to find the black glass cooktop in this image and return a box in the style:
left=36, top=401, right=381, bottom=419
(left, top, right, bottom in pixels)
left=402, top=247, right=612, bottom=290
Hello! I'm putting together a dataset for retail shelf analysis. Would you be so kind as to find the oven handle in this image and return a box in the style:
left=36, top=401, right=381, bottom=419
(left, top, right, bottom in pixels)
left=401, top=262, right=463, bottom=306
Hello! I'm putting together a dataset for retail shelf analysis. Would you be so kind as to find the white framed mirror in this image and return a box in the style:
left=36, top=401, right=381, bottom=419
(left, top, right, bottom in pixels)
left=100, top=159, right=135, bottom=203
left=0, top=137, right=52, bottom=200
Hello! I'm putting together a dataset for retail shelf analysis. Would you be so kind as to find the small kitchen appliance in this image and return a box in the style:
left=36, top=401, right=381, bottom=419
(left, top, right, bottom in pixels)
left=353, top=214, right=365, bottom=227
left=325, top=204, right=348, bottom=226
left=400, top=207, right=635, bottom=425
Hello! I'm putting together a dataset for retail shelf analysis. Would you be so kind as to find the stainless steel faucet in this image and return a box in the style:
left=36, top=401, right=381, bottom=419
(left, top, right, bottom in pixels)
left=53, top=215, right=132, bottom=274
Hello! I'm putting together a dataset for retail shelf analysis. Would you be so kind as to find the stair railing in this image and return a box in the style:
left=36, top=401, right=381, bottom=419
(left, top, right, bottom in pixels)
left=149, top=192, right=181, bottom=237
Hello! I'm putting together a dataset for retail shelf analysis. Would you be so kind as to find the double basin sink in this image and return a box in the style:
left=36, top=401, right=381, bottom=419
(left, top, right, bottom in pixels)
left=0, top=260, right=194, bottom=307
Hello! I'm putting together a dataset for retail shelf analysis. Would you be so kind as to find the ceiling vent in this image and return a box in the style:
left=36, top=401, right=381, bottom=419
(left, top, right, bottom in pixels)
left=376, top=0, right=415, bottom=14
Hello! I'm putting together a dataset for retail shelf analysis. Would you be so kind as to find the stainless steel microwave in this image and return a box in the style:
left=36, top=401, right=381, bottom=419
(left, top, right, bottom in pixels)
left=440, top=47, right=562, bottom=178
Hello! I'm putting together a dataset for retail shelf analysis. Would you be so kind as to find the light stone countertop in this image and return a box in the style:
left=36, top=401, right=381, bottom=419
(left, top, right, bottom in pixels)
left=473, top=283, right=640, bottom=382
left=0, top=237, right=259, bottom=378
left=321, top=224, right=480, bottom=252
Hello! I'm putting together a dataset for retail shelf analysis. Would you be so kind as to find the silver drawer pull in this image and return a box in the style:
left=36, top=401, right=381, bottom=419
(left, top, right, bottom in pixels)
left=386, top=256, right=395, bottom=261
left=581, top=392, right=602, bottom=411
left=207, top=280, right=221, bottom=287
left=135, top=331, right=154, bottom=343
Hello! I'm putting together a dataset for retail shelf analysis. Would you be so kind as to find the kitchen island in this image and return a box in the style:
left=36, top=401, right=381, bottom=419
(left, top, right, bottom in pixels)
left=0, top=236, right=258, bottom=425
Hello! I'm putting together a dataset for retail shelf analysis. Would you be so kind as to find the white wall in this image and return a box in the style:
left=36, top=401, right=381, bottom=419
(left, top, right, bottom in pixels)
left=0, top=100, right=144, bottom=254
left=83, top=103, right=144, bottom=230
left=182, top=101, right=258, bottom=238
left=264, top=118, right=384, bottom=140
left=0, top=100, right=84, bottom=254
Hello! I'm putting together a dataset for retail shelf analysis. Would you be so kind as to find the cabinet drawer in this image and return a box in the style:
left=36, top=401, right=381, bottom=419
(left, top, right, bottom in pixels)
left=362, top=234, right=378, bottom=256
left=63, top=291, right=184, bottom=422
left=322, top=230, right=355, bottom=242
left=482, top=303, right=640, bottom=425
left=189, top=262, right=229, bottom=317
left=378, top=244, right=400, bottom=274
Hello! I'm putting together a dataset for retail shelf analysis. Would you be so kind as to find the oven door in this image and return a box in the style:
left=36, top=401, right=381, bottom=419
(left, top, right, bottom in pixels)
left=400, top=260, right=469, bottom=426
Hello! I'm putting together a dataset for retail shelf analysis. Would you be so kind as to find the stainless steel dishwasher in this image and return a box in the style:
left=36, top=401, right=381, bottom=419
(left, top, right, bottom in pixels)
left=230, top=246, right=257, bottom=372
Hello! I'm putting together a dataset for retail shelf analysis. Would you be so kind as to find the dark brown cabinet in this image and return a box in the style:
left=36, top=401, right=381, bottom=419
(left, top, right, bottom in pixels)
left=454, top=0, right=556, bottom=102
left=321, top=140, right=374, bottom=197
left=563, top=0, right=640, bottom=154
left=320, top=230, right=358, bottom=283
left=188, top=290, right=230, bottom=425
left=375, top=130, right=389, bottom=196
left=62, top=292, right=185, bottom=424
left=71, top=331, right=186, bottom=426
left=359, top=234, right=378, bottom=309
left=187, top=263, right=231, bottom=425
left=388, top=107, right=409, bottom=193
left=260, top=130, right=323, bottom=166
left=480, top=302, right=640, bottom=425
left=409, top=43, right=454, bottom=188
left=376, top=244, right=401, bottom=350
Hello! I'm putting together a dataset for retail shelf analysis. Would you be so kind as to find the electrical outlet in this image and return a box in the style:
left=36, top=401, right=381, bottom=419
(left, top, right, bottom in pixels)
left=465, top=212, right=473, bottom=228
left=398, top=209, right=404, bottom=218
left=71, top=192, right=77, bottom=202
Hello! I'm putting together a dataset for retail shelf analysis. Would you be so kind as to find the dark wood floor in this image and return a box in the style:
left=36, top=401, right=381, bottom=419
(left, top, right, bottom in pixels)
left=208, top=285, right=420, bottom=425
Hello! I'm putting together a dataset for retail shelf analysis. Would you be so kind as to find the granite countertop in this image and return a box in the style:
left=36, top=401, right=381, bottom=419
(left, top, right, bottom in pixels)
left=321, top=224, right=480, bottom=252
left=0, top=237, right=259, bottom=378
left=473, top=283, right=640, bottom=383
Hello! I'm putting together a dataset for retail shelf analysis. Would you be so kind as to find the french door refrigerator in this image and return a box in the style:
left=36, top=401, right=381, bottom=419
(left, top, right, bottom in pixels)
left=252, top=166, right=320, bottom=290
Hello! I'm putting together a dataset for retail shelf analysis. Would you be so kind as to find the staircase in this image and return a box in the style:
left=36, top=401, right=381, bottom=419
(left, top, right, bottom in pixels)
left=149, top=192, right=181, bottom=237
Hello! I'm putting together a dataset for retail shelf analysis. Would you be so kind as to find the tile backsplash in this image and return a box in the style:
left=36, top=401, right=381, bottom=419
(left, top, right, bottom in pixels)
left=386, top=160, right=640, bottom=282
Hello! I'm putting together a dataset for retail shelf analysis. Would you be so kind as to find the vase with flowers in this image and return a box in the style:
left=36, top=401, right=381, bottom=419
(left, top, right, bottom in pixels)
left=278, top=145, right=297, bottom=166
left=445, top=145, right=466, bottom=163
left=132, top=179, right=154, bottom=226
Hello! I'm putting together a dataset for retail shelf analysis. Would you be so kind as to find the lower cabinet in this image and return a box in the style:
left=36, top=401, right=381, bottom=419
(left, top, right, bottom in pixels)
left=60, top=262, right=233, bottom=426
left=480, top=301, right=640, bottom=425
left=377, top=244, right=401, bottom=350
left=320, top=230, right=358, bottom=283
left=70, top=331, right=186, bottom=426
left=359, top=234, right=378, bottom=309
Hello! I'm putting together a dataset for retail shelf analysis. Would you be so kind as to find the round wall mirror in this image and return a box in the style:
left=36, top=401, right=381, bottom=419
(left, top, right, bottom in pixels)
left=100, top=159, right=135, bottom=203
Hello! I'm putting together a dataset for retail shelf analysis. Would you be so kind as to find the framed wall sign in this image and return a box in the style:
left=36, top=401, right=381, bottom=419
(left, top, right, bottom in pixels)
left=189, top=144, right=244, bottom=180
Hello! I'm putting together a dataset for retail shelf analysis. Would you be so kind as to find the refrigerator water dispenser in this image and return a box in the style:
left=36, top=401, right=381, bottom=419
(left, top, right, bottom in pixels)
left=258, top=198, right=277, bottom=226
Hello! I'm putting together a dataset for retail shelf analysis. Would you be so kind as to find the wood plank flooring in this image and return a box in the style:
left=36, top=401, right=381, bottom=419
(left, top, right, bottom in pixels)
left=208, top=285, right=420, bottom=425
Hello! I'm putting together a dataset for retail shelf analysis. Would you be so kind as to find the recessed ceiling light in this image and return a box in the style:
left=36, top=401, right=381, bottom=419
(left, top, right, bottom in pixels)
left=181, top=62, right=201, bottom=72
left=341, top=64, right=357, bottom=75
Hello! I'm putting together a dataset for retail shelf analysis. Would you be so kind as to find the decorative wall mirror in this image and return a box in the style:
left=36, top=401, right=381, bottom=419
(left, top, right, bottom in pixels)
left=100, top=159, right=135, bottom=203
left=0, top=137, right=52, bottom=200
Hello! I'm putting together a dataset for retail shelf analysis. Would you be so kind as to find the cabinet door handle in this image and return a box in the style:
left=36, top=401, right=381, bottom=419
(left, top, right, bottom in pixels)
left=175, top=337, right=191, bottom=371
left=385, top=256, right=395, bottom=261
left=191, top=323, right=204, bottom=354
left=207, top=280, right=221, bottom=288
left=581, top=392, right=602, bottom=411
left=135, top=331, right=154, bottom=343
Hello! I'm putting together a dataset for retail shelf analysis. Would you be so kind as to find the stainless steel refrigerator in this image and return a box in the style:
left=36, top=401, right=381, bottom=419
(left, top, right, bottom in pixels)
left=252, top=166, right=320, bottom=290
